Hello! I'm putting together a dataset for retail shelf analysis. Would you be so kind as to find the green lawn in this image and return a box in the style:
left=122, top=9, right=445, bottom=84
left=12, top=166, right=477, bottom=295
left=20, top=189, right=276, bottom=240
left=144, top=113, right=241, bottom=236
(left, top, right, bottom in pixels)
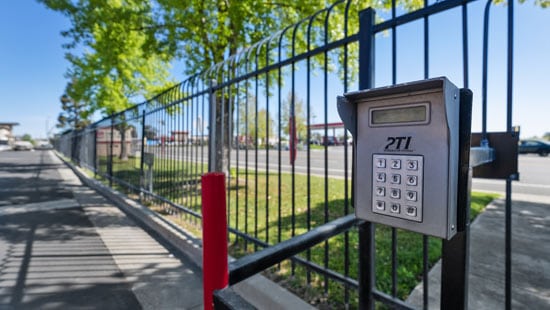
left=224, top=169, right=498, bottom=307
left=94, top=155, right=498, bottom=307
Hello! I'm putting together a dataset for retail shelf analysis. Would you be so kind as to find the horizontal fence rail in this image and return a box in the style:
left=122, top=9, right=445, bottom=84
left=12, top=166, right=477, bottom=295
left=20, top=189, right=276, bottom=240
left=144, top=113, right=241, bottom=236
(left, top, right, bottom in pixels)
left=55, top=0, right=516, bottom=308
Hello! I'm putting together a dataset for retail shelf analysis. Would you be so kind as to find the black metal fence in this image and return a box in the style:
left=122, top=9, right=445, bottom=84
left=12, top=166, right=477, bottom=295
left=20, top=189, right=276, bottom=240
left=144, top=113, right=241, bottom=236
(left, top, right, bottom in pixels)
left=56, top=0, right=516, bottom=308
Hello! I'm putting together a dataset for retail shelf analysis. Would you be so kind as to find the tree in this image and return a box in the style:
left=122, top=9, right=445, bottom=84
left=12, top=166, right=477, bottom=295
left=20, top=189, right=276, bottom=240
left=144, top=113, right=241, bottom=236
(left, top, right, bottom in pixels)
left=543, top=132, right=550, bottom=141
left=56, top=81, right=91, bottom=131
left=21, top=134, right=34, bottom=144
left=152, top=0, right=423, bottom=171
left=39, top=1, right=178, bottom=162
left=238, top=95, right=275, bottom=147
left=38, top=0, right=175, bottom=115
left=144, top=125, right=158, bottom=140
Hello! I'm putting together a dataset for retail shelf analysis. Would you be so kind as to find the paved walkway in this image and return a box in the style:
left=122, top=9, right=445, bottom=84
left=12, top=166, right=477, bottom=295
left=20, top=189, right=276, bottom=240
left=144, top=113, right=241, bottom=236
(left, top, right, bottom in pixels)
left=0, top=150, right=202, bottom=309
left=407, top=193, right=550, bottom=309
left=2, top=150, right=548, bottom=309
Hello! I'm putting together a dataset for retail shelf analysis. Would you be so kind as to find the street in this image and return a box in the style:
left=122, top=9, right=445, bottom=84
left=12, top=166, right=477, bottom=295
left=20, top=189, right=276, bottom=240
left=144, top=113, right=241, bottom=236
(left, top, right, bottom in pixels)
left=159, top=145, right=550, bottom=199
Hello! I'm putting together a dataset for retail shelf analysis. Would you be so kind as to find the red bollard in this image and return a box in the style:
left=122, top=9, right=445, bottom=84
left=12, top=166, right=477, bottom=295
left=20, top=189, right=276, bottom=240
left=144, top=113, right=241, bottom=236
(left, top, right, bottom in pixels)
left=201, top=172, right=228, bottom=310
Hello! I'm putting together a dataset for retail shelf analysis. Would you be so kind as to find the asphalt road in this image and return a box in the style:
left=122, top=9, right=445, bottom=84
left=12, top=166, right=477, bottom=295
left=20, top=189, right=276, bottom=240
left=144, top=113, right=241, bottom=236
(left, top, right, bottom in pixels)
left=154, top=145, right=550, bottom=198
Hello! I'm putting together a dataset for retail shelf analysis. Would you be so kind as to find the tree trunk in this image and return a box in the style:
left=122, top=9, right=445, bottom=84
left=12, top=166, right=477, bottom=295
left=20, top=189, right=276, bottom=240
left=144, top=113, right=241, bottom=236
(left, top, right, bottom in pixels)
left=213, top=96, right=231, bottom=173
left=118, top=126, right=129, bottom=161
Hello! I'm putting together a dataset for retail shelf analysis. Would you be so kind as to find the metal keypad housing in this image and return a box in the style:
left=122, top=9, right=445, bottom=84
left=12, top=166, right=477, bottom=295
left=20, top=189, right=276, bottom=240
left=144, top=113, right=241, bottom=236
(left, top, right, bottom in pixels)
left=372, top=154, right=423, bottom=222
left=338, top=77, right=460, bottom=240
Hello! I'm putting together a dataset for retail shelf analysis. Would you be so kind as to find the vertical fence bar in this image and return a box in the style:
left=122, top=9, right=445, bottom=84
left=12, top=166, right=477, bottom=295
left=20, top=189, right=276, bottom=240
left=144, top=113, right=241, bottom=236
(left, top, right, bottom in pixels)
left=140, top=110, right=146, bottom=197
left=390, top=0, right=399, bottom=300
left=93, top=126, right=98, bottom=178
left=343, top=1, right=352, bottom=306
left=305, top=10, right=315, bottom=286
left=290, top=23, right=298, bottom=276
left=505, top=1, right=514, bottom=309
left=234, top=75, right=240, bottom=243
left=358, top=8, right=375, bottom=310
left=244, top=62, right=250, bottom=252
left=422, top=1, right=431, bottom=308
left=264, top=42, right=270, bottom=246
left=482, top=0, right=493, bottom=141
left=209, top=80, right=218, bottom=173
left=254, top=51, right=259, bottom=251
left=109, top=115, right=114, bottom=187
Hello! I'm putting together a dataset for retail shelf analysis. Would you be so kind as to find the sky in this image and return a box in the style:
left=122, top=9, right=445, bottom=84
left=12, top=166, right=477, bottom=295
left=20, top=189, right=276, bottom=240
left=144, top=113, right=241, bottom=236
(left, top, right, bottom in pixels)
left=0, top=1, right=548, bottom=140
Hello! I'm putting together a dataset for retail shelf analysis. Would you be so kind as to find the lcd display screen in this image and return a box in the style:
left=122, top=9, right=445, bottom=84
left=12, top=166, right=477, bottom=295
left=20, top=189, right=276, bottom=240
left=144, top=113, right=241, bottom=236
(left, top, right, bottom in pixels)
left=371, top=104, right=427, bottom=125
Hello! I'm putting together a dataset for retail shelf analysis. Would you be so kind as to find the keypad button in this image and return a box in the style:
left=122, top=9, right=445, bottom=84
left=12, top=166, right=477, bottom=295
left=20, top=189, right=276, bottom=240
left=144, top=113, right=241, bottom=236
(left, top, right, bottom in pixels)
left=376, top=172, right=386, bottom=183
left=376, top=158, right=386, bottom=168
left=406, top=206, right=417, bottom=217
left=390, top=174, right=401, bottom=184
left=390, top=159, right=401, bottom=169
left=375, top=187, right=385, bottom=197
left=389, top=188, right=400, bottom=199
left=375, top=201, right=385, bottom=210
left=405, top=191, right=417, bottom=201
left=406, top=175, right=418, bottom=186
left=390, top=203, right=400, bottom=213
left=406, top=160, right=418, bottom=170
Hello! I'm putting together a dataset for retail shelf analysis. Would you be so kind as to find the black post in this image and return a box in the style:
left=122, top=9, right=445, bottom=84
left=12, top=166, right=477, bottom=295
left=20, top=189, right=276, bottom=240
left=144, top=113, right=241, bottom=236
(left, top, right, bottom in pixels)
left=109, top=114, right=114, bottom=187
left=440, top=89, right=473, bottom=309
left=93, top=126, right=98, bottom=178
left=139, top=110, right=147, bottom=197
left=505, top=1, right=514, bottom=309
left=208, top=80, right=218, bottom=173
left=358, top=8, right=375, bottom=310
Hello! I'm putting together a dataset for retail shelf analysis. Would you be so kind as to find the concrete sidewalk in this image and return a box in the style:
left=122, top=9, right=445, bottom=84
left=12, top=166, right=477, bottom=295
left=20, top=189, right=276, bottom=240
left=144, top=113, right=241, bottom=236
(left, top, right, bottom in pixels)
left=407, top=194, right=550, bottom=309
left=0, top=150, right=203, bottom=309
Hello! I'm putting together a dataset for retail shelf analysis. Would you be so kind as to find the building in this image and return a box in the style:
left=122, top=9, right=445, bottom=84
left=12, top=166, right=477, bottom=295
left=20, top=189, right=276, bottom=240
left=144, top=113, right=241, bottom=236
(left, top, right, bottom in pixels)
left=0, top=122, right=19, bottom=149
left=171, top=130, right=189, bottom=144
left=96, top=125, right=137, bottom=157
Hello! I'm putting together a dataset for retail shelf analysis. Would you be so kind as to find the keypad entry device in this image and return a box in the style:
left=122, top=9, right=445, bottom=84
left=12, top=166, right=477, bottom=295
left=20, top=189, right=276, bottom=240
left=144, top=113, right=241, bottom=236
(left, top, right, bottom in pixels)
left=339, top=77, right=460, bottom=240
left=372, top=154, right=424, bottom=222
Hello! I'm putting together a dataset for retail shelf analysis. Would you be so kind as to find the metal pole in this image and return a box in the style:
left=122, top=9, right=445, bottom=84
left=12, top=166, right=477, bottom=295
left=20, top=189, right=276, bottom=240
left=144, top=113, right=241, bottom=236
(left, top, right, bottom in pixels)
left=505, top=1, right=514, bottom=309
left=93, top=126, right=98, bottom=178
left=440, top=89, right=473, bottom=309
left=208, top=80, right=218, bottom=173
left=358, top=8, right=375, bottom=310
left=139, top=110, right=146, bottom=199
left=109, top=114, right=114, bottom=187
left=481, top=0, right=493, bottom=142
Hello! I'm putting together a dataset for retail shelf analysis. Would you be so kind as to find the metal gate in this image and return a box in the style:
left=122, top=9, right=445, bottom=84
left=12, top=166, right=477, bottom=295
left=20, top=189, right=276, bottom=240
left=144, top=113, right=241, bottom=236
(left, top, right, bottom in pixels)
left=55, top=0, right=519, bottom=308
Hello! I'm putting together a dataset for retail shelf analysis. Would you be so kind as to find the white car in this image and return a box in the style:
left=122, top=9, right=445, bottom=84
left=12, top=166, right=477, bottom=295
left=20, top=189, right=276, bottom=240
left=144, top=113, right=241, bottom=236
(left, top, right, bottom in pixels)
left=13, top=141, right=34, bottom=151
left=0, top=140, right=11, bottom=151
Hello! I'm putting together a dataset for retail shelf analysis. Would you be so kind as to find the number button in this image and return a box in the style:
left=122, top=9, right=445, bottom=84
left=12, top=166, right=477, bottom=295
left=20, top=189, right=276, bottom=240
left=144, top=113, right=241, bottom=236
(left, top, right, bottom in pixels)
left=390, top=174, right=401, bottom=184
left=406, top=206, right=417, bottom=217
left=376, top=158, right=386, bottom=168
left=406, top=175, right=418, bottom=186
left=390, top=159, right=401, bottom=169
left=375, top=187, right=386, bottom=197
left=390, top=203, right=400, bottom=213
left=405, top=190, right=417, bottom=201
left=389, top=188, right=400, bottom=199
left=375, top=201, right=385, bottom=211
left=406, top=160, right=418, bottom=170
left=376, top=172, right=386, bottom=183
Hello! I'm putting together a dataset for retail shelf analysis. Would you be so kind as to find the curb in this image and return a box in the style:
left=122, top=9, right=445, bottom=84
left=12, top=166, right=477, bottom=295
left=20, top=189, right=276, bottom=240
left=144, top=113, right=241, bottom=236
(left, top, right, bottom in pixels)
left=55, top=152, right=315, bottom=310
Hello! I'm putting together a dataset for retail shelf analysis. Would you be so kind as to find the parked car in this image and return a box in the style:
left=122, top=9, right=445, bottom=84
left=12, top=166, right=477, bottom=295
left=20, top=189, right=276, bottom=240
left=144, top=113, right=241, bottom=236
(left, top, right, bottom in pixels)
left=518, top=140, right=550, bottom=157
left=322, top=136, right=340, bottom=146
left=0, top=140, right=11, bottom=151
left=34, top=143, right=54, bottom=150
left=13, top=141, right=34, bottom=151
